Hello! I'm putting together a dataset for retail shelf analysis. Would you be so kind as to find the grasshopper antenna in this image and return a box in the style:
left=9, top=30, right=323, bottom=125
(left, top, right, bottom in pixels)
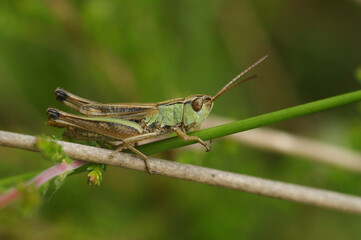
left=211, top=55, right=268, bottom=102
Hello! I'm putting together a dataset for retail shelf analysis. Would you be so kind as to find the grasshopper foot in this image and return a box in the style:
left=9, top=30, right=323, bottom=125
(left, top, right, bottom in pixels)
left=172, top=126, right=211, bottom=152
left=144, top=158, right=155, bottom=175
left=204, top=140, right=212, bottom=152
left=205, top=144, right=211, bottom=152
left=203, top=143, right=211, bottom=152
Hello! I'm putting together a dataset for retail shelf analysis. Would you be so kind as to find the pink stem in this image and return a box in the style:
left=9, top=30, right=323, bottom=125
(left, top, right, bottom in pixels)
left=0, top=160, right=87, bottom=208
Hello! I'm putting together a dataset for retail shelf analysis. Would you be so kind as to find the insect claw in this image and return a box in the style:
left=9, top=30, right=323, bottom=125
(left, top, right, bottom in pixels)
left=206, top=140, right=212, bottom=152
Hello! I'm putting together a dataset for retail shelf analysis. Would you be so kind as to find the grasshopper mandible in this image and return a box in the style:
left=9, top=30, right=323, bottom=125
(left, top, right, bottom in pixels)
left=46, top=55, right=268, bottom=173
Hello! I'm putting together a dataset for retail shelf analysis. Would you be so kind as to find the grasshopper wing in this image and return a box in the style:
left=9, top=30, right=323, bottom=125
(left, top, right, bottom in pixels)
left=79, top=103, right=159, bottom=120
left=55, top=88, right=159, bottom=120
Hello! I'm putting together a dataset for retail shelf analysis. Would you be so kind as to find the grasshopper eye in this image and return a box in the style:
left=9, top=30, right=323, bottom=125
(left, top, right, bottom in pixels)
left=191, top=98, right=203, bottom=112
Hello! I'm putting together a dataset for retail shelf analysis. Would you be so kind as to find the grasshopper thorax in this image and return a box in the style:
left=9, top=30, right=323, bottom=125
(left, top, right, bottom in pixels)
left=144, top=94, right=213, bottom=131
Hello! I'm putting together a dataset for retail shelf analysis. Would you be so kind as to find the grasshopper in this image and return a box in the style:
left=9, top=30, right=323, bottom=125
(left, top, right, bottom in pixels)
left=46, top=55, right=267, bottom=173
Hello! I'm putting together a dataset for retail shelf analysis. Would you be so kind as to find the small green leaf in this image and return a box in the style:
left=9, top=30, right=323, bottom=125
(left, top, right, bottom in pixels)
left=35, top=136, right=73, bottom=164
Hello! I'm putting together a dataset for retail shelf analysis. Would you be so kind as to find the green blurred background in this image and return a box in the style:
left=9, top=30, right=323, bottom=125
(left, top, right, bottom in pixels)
left=1, top=0, right=361, bottom=239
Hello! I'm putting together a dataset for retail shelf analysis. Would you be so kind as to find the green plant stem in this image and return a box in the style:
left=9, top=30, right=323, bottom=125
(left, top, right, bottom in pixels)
left=138, top=89, right=361, bottom=155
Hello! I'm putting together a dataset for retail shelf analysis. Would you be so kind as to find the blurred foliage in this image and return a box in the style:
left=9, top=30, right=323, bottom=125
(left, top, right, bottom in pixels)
left=15, top=182, right=41, bottom=216
left=1, top=0, right=361, bottom=239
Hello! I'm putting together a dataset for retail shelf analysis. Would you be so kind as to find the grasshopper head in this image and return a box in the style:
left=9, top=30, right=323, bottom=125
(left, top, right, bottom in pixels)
left=183, top=94, right=213, bottom=130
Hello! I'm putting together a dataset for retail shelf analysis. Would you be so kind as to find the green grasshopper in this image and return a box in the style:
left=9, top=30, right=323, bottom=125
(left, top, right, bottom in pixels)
left=46, top=55, right=267, bottom=173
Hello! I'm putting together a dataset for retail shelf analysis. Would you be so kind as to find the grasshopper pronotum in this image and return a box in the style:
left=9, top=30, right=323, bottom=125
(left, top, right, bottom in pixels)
left=46, top=55, right=268, bottom=173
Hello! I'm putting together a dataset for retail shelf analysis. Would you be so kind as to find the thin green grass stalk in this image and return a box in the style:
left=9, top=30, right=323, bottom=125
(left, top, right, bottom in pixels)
left=138, top=89, right=361, bottom=155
